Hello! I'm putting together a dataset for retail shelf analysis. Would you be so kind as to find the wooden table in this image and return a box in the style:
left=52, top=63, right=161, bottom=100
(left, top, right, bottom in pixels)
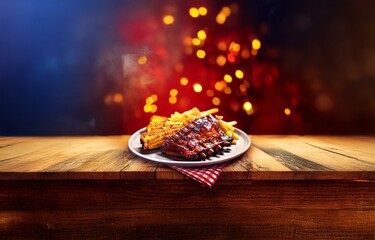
left=0, top=136, right=374, bottom=239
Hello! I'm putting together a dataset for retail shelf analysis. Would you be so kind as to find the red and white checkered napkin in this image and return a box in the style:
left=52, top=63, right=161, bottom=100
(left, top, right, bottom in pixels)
left=170, top=162, right=227, bottom=187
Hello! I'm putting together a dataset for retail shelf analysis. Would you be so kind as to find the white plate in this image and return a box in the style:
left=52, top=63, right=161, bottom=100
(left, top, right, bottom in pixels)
left=128, top=127, right=251, bottom=167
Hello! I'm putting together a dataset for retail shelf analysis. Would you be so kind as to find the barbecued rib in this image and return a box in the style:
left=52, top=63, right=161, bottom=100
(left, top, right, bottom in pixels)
left=160, top=115, right=234, bottom=161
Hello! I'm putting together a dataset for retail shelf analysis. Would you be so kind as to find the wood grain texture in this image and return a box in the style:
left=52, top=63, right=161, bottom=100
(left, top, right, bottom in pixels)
left=0, top=136, right=374, bottom=180
left=0, top=180, right=374, bottom=239
left=1, top=136, right=374, bottom=239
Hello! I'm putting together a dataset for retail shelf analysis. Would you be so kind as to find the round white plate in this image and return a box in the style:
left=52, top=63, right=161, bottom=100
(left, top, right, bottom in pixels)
left=128, top=127, right=251, bottom=167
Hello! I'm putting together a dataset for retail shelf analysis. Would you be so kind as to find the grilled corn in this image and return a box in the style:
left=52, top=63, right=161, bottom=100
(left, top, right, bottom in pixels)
left=141, top=126, right=180, bottom=150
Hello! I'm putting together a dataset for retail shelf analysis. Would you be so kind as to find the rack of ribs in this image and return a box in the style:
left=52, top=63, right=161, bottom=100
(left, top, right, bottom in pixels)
left=160, top=115, right=234, bottom=161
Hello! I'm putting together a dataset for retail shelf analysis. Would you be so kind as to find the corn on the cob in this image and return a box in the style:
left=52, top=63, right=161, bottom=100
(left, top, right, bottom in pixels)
left=141, top=126, right=180, bottom=150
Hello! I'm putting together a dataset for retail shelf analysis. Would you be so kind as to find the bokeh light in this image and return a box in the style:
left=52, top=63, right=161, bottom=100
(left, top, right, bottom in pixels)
left=217, top=41, right=227, bottom=51
left=235, top=69, right=244, bottom=79
left=224, top=86, right=232, bottom=95
left=243, top=101, right=253, bottom=115
left=137, top=55, right=147, bottom=65
left=193, top=83, right=203, bottom=92
left=224, top=74, right=232, bottom=83
left=212, top=97, right=221, bottom=106
left=113, top=93, right=123, bottom=103
left=197, top=30, right=207, bottom=40
left=180, top=77, right=189, bottom=86
left=221, top=6, right=231, bottom=16
left=170, top=89, right=178, bottom=97
left=284, top=108, right=291, bottom=115
left=163, top=15, right=174, bottom=25
left=215, top=81, right=227, bottom=91
left=216, top=13, right=226, bottom=25
left=169, top=96, right=177, bottom=104
left=192, top=38, right=201, bottom=46
left=206, top=89, right=214, bottom=97
left=216, top=55, right=227, bottom=66
left=252, top=39, right=261, bottom=50
left=189, top=7, right=199, bottom=18
left=196, top=49, right=206, bottom=59
left=198, top=7, right=208, bottom=16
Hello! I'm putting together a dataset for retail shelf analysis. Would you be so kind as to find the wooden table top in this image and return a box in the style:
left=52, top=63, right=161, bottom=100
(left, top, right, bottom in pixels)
left=0, top=135, right=374, bottom=181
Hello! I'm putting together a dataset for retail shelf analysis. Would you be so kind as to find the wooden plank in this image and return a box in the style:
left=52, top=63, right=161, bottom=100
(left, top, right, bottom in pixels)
left=301, top=136, right=375, bottom=164
left=0, top=138, right=57, bottom=162
left=120, top=158, right=157, bottom=180
left=1, top=209, right=374, bottom=240
left=0, top=137, right=30, bottom=148
left=0, top=137, right=127, bottom=172
left=0, top=136, right=374, bottom=181
left=155, top=165, right=187, bottom=180
left=221, top=159, right=249, bottom=180
left=258, top=136, right=375, bottom=171
left=0, top=180, right=374, bottom=239
left=241, top=137, right=292, bottom=171
left=1, top=180, right=374, bottom=211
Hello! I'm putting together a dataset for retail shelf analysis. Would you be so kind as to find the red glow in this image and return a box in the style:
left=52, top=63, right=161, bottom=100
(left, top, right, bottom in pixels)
left=227, top=53, right=236, bottom=63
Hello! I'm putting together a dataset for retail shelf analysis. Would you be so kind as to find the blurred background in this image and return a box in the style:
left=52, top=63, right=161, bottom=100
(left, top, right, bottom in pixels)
left=0, top=0, right=374, bottom=136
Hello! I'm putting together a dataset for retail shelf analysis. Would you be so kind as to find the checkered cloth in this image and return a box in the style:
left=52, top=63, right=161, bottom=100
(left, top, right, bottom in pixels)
left=170, top=162, right=227, bottom=187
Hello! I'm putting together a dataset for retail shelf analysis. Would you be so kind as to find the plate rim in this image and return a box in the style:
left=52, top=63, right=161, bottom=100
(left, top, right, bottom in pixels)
left=128, top=127, right=251, bottom=167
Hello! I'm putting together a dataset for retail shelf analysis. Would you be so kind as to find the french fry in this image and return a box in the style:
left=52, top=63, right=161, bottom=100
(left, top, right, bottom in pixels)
left=201, top=108, right=219, bottom=116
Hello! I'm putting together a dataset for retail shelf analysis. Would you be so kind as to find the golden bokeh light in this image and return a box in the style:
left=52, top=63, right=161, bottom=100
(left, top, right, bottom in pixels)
left=192, top=38, right=201, bottom=46
left=243, top=101, right=253, bottom=115
left=193, top=83, right=203, bottom=92
left=235, top=69, right=244, bottom=79
left=217, top=41, right=227, bottom=51
left=196, top=49, right=206, bottom=59
left=163, top=15, right=174, bottom=25
left=216, top=13, right=226, bottom=24
left=212, top=97, right=221, bottom=106
left=150, top=104, right=157, bottom=113
left=113, top=93, right=123, bottom=103
left=180, top=77, right=189, bottom=86
left=145, top=97, right=153, bottom=105
left=224, top=74, right=232, bottom=83
left=150, top=94, right=158, bottom=102
left=251, top=49, right=258, bottom=56
left=198, top=7, right=208, bottom=16
left=169, top=96, right=177, bottom=104
left=169, top=89, right=178, bottom=97
left=216, top=55, right=226, bottom=66
left=229, top=42, right=241, bottom=52
left=284, top=108, right=291, bottom=115
left=189, top=7, right=199, bottom=18
left=221, top=6, right=231, bottom=16
left=215, top=80, right=227, bottom=91
left=144, top=104, right=152, bottom=113
left=137, top=55, right=147, bottom=65
left=239, top=84, right=247, bottom=93
left=224, top=86, right=232, bottom=95
left=197, top=30, right=207, bottom=40
left=252, top=39, right=261, bottom=50
left=206, top=89, right=214, bottom=97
